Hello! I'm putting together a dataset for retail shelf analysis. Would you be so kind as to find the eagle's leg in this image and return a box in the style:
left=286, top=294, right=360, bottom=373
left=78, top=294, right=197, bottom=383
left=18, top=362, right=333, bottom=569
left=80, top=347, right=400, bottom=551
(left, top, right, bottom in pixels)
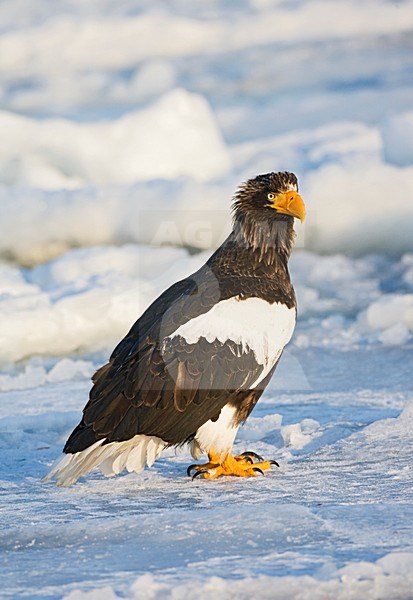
left=188, top=451, right=278, bottom=479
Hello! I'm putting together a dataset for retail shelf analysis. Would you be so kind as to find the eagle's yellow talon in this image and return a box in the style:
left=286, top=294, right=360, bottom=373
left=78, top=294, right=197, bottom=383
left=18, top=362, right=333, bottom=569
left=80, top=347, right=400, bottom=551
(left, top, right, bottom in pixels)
left=236, top=455, right=253, bottom=464
left=239, top=451, right=265, bottom=462
left=188, top=452, right=278, bottom=479
left=192, top=469, right=211, bottom=480
left=252, top=467, right=264, bottom=475
left=187, top=464, right=197, bottom=476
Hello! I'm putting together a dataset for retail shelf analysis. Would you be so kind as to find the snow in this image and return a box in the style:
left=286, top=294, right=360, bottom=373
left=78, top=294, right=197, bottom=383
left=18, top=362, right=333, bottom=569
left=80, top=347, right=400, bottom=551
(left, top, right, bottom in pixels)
left=2, top=2, right=413, bottom=82
left=363, top=294, right=413, bottom=333
left=0, top=248, right=412, bottom=366
left=2, top=367, right=412, bottom=599
left=382, top=111, right=413, bottom=167
left=64, top=552, right=413, bottom=599
left=0, top=89, right=231, bottom=189
left=1, top=0, right=413, bottom=598
left=0, top=245, right=208, bottom=364
left=2, top=120, right=413, bottom=264
left=0, top=359, right=94, bottom=392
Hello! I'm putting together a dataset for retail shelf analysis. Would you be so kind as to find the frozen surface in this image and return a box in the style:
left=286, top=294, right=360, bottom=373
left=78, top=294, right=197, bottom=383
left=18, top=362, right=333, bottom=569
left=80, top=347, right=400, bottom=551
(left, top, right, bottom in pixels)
left=1, top=0, right=413, bottom=598
left=1, top=248, right=412, bottom=600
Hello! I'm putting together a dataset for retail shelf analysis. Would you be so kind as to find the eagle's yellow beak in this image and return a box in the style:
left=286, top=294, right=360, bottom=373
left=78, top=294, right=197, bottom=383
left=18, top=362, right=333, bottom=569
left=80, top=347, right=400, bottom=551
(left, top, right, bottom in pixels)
left=268, top=191, right=306, bottom=222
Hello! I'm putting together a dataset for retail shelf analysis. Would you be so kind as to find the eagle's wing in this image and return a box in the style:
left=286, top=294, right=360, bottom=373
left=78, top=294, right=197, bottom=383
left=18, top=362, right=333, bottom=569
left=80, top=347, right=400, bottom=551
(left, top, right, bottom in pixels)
left=64, top=268, right=265, bottom=453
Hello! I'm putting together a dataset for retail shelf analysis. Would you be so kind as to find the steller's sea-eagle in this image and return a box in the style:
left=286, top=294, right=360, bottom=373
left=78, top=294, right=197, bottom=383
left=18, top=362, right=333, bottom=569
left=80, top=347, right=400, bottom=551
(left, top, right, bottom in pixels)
left=44, top=171, right=305, bottom=485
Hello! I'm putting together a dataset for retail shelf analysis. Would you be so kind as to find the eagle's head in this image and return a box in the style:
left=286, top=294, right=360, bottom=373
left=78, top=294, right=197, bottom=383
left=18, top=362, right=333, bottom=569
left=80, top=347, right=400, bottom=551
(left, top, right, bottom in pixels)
left=233, top=171, right=305, bottom=223
left=232, top=171, right=305, bottom=260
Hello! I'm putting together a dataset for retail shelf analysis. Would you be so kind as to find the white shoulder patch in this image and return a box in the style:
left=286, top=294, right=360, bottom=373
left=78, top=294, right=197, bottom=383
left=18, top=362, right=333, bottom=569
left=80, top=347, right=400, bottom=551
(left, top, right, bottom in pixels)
left=168, top=296, right=296, bottom=387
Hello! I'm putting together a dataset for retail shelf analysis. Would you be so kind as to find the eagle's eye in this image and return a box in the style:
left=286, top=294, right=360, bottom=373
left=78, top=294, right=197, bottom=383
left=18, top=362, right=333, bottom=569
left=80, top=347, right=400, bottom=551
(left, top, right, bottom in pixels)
left=267, top=192, right=275, bottom=200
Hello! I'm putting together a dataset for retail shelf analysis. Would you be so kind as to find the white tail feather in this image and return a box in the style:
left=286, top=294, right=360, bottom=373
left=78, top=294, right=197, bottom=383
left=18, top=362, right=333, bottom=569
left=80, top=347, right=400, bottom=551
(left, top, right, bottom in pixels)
left=43, top=435, right=166, bottom=486
left=147, top=438, right=163, bottom=467
left=111, top=447, right=132, bottom=474
left=126, top=443, right=147, bottom=473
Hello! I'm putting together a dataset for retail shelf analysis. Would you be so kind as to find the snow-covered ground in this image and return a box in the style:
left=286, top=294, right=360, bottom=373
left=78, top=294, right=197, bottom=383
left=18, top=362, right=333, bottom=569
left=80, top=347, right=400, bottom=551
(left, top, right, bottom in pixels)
left=1, top=1, right=413, bottom=599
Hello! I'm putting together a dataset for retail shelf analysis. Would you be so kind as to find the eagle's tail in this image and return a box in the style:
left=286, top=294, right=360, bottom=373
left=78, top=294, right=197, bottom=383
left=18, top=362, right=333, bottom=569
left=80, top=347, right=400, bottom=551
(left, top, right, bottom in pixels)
left=42, top=435, right=165, bottom=486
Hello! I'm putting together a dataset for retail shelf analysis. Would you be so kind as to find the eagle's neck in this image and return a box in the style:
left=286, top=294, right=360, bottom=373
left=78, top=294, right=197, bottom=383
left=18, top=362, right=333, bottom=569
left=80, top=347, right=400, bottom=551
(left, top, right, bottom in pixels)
left=231, top=215, right=295, bottom=271
left=206, top=215, right=296, bottom=305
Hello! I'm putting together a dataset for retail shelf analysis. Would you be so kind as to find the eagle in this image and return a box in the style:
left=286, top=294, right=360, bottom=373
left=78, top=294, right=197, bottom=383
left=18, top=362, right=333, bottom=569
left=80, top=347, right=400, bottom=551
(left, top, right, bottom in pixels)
left=45, top=171, right=305, bottom=486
